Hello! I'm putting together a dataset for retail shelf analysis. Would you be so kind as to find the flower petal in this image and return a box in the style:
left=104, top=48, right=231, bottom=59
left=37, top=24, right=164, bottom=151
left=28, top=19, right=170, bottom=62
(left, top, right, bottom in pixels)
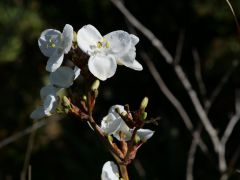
left=88, top=54, right=117, bottom=81
left=136, top=129, right=154, bottom=141
left=30, top=107, right=45, bottom=120
left=130, top=34, right=139, bottom=46
left=101, top=161, right=119, bottom=180
left=104, top=30, right=131, bottom=58
left=40, top=85, right=56, bottom=100
left=49, top=66, right=75, bottom=88
left=74, top=66, right=81, bottom=80
left=124, top=59, right=143, bottom=71
left=38, top=29, right=62, bottom=57
left=101, top=113, right=122, bottom=135
left=77, top=24, right=103, bottom=54
left=46, top=50, right=64, bottom=72
left=43, top=95, right=58, bottom=115
left=62, top=24, right=73, bottom=54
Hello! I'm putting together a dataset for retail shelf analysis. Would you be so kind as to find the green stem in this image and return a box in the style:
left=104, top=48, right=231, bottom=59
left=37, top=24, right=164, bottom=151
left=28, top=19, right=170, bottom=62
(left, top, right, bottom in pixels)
left=119, top=164, right=129, bottom=180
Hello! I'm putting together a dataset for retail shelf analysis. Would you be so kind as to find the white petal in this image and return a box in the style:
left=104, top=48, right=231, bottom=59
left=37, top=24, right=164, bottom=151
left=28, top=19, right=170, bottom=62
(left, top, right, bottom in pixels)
left=40, top=85, right=56, bottom=100
left=46, top=50, right=64, bottom=72
left=30, top=107, right=45, bottom=120
left=108, top=105, right=125, bottom=115
left=116, top=46, right=137, bottom=67
left=77, top=24, right=103, bottom=54
left=136, top=129, right=154, bottom=141
left=125, top=60, right=143, bottom=71
left=49, top=66, right=75, bottom=88
left=130, top=34, right=139, bottom=46
left=88, top=54, right=117, bottom=81
left=62, top=24, right=73, bottom=54
left=113, top=121, right=132, bottom=141
left=101, top=161, right=119, bottom=180
left=74, top=66, right=81, bottom=80
left=43, top=95, right=58, bottom=115
left=38, top=29, right=62, bottom=57
left=104, top=30, right=131, bottom=58
left=101, top=113, right=122, bottom=135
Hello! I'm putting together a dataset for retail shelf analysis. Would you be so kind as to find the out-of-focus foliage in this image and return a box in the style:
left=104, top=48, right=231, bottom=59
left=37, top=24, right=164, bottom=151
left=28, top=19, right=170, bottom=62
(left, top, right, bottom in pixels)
left=0, top=0, right=239, bottom=179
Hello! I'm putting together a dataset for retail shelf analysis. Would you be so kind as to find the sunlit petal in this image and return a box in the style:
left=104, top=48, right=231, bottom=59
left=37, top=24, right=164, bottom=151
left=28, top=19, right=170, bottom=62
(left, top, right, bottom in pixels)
left=77, top=24, right=103, bottom=54
left=88, top=54, right=117, bottom=81
left=101, top=161, right=120, bottom=180
left=38, top=29, right=62, bottom=57
left=62, top=24, right=73, bottom=54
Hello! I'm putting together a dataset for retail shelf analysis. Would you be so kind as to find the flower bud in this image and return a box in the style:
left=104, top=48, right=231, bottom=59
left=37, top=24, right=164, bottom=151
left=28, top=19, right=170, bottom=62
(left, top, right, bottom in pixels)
left=134, top=134, right=141, bottom=144
left=91, top=80, right=100, bottom=91
left=140, top=97, right=148, bottom=110
left=82, top=95, right=87, bottom=102
left=140, top=112, right=148, bottom=121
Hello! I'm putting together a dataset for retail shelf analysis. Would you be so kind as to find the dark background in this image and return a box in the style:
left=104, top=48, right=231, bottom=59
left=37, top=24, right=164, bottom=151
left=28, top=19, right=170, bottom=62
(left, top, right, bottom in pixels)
left=0, top=0, right=240, bottom=179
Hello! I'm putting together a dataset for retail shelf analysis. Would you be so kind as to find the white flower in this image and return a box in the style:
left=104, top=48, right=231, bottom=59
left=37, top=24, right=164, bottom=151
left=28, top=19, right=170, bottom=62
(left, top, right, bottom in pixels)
left=77, top=25, right=142, bottom=81
left=49, top=66, right=81, bottom=88
left=38, top=24, right=73, bottom=72
left=101, top=161, right=120, bottom=180
left=30, top=85, right=59, bottom=120
left=101, top=105, right=154, bottom=141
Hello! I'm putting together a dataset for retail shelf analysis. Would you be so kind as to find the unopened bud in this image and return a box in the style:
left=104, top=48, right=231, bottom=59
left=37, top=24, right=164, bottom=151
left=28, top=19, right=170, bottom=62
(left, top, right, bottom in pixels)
left=140, top=112, right=148, bottom=121
left=82, top=95, right=87, bottom=101
left=62, top=96, right=71, bottom=107
left=134, top=134, right=141, bottom=144
left=121, top=111, right=127, bottom=117
left=91, top=80, right=100, bottom=91
left=140, top=97, right=149, bottom=110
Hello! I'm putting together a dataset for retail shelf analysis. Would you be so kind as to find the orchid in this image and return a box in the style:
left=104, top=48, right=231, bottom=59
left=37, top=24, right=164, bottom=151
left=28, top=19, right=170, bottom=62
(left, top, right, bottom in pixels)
left=77, top=25, right=143, bottom=81
left=101, top=161, right=120, bottom=180
left=30, top=85, right=59, bottom=120
left=101, top=105, right=154, bottom=141
left=38, top=24, right=73, bottom=72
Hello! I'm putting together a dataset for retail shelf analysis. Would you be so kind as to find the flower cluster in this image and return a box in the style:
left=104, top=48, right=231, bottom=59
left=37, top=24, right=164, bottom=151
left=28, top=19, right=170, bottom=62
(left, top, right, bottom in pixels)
left=31, top=24, right=143, bottom=120
left=31, top=23, right=154, bottom=180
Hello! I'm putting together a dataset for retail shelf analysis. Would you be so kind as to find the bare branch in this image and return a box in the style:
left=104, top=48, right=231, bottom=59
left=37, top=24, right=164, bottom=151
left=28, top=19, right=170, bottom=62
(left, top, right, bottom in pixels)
left=0, top=116, right=62, bottom=149
left=205, top=60, right=239, bottom=112
left=174, top=30, right=185, bottom=65
left=186, top=132, right=198, bottom=180
left=192, top=48, right=207, bottom=103
left=140, top=51, right=208, bottom=154
left=224, top=0, right=240, bottom=33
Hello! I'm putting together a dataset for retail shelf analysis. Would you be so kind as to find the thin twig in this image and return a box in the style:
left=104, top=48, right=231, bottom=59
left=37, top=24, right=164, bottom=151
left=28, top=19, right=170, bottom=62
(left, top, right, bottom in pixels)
left=224, top=0, right=240, bottom=33
left=0, top=116, right=62, bottom=149
left=186, top=132, right=198, bottom=180
left=192, top=48, right=207, bottom=103
left=205, top=60, right=239, bottom=112
left=174, top=30, right=185, bottom=65
left=221, top=113, right=240, bottom=146
left=20, top=124, right=36, bottom=180
left=140, top=51, right=208, bottom=154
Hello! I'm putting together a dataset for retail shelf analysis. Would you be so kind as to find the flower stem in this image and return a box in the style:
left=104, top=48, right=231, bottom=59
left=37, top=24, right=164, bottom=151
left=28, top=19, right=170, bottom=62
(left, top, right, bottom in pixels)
left=119, top=164, right=129, bottom=180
